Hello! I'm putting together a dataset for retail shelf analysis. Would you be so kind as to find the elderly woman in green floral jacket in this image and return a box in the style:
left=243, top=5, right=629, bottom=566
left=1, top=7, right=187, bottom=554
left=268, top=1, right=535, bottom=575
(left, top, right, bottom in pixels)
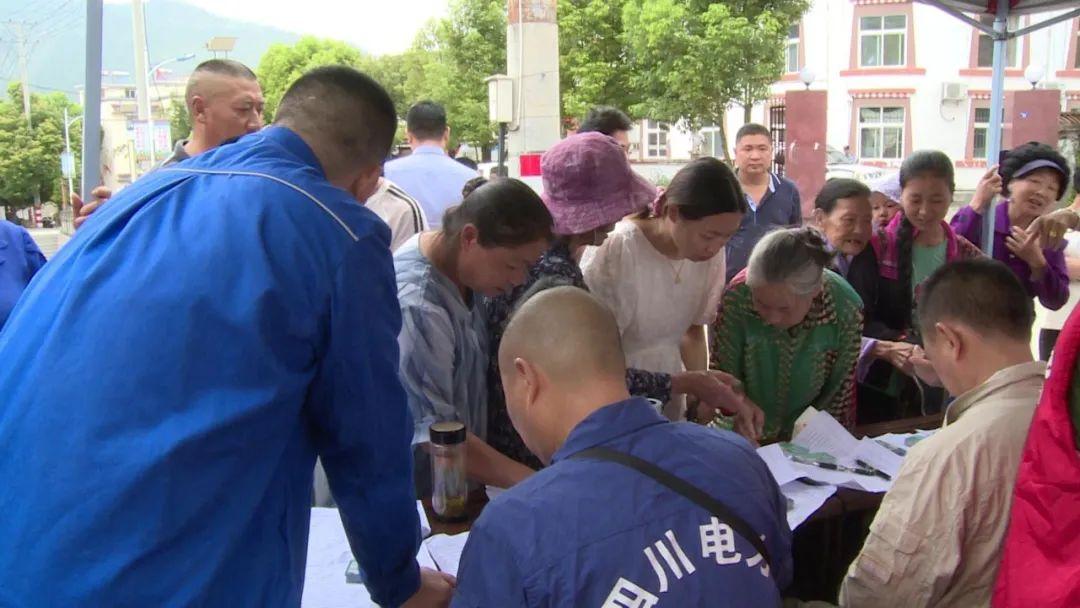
left=711, top=227, right=864, bottom=441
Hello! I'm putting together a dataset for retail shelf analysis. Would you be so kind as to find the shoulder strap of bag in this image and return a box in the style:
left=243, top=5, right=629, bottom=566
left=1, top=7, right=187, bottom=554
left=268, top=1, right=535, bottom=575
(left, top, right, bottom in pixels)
left=569, top=446, right=773, bottom=571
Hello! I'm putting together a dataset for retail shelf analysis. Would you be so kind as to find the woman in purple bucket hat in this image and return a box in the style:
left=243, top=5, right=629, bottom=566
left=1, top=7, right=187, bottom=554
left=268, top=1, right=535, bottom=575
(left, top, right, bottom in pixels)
left=481, top=132, right=758, bottom=471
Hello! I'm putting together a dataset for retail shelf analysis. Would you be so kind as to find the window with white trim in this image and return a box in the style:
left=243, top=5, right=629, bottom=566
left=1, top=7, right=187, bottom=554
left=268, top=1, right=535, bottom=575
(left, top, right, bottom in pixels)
left=858, top=106, right=904, bottom=160
left=976, top=15, right=1020, bottom=68
left=859, top=15, right=906, bottom=68
left=645, top=120, right=670, bottom=159
left=972, top=107, right=991, bottom=159
left=785, top=24, right=800, bottom=73
left=701, top=126, right=723, bottom=158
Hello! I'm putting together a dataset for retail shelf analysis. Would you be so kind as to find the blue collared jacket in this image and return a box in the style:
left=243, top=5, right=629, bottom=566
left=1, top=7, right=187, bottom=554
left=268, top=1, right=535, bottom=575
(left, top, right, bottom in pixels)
left=0, top=127, right=421, bottom=607
left=0, top=219, right=46, bottom=329
left=452, top=398, right=793, bottom=607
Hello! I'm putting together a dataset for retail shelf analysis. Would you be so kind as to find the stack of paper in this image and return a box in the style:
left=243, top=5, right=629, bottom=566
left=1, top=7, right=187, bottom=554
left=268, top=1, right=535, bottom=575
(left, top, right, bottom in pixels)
left=302, top=505, right=460, bottom=608
left=424, top=532, right=470, bottom=577
left=755, top=410, right=934, bottom=530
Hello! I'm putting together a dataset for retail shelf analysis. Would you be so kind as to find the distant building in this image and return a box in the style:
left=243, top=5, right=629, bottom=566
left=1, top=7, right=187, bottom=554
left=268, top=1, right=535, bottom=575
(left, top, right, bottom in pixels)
left=79, top=77, right=186, bottom=191
left=629, top=2, right=1080, bottom=190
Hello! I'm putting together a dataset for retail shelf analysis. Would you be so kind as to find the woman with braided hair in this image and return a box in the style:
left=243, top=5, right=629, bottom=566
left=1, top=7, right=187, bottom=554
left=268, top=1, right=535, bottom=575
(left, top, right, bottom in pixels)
left=872, top=151, right=982, bottom=341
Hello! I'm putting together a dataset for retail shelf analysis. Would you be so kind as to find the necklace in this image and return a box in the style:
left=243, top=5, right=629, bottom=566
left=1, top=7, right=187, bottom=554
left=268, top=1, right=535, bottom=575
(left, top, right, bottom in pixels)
left=671, top=260, right=687, bottom=284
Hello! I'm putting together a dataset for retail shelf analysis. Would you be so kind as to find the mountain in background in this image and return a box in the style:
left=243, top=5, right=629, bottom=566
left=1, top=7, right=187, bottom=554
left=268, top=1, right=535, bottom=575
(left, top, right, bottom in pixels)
left=2, top=0, right=301, bottom=97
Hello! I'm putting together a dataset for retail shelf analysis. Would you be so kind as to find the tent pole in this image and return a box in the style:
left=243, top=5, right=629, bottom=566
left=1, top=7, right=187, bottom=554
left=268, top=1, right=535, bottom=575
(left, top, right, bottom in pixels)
left=82, top=0, right=104, bottom=202
left=983, top=0, right=1009, bottom=255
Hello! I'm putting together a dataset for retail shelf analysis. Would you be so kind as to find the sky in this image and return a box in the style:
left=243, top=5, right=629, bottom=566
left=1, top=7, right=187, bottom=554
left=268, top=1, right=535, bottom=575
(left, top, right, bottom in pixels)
left=106, top=0, right=451, bottom=56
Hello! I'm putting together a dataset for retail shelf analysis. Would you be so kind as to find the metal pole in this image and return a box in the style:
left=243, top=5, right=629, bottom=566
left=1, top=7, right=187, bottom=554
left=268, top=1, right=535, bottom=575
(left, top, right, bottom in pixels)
left=63, top=108, right=74, bottom=200
left=498, top=122, right=508, bottom=177
left=82, top=1, right=104, bottom=202
left=13, top=21, right=31, bottom=128
left=131, top=0, right=154, bottom=169
left=982, top=2, right=1009, bottom=255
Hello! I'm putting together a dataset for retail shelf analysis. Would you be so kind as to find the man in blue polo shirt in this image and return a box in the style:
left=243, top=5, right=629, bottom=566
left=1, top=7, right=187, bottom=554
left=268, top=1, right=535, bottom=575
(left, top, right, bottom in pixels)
left=384, top=100, right=478, bottom=229
left=453, top=286, right=792, bottom=607
left=725, top=123, right=802, bottom=282
left=0, top=67, right=451, bottom=607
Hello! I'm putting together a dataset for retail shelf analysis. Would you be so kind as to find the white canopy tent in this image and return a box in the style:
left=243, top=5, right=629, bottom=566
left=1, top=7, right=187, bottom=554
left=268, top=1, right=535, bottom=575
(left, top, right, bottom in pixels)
left=916, top=1, right=1080, bottom=253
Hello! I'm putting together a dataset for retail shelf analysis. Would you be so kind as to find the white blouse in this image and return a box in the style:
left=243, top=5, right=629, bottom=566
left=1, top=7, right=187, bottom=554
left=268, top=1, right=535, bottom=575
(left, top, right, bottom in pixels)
left=582, top=221, right=727, bottom=419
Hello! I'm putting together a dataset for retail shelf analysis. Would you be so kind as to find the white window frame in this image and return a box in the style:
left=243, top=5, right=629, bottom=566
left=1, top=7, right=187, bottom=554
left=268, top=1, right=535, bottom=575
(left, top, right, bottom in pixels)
left=785, top=24, right=800, bottom=73
left=858, top=106, right=905, bottom=160
left=701, top=126, right=723, bottom=158
left=644, top=120, right=670, bottom=159
left=972, top=106, right=991, bottom=159
left=859, top=15, right=907, bottom=68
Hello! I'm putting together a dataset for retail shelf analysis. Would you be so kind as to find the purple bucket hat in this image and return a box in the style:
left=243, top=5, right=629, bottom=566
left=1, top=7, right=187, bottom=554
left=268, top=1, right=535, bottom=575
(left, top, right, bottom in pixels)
left=540, top=132, right=657, bottom=235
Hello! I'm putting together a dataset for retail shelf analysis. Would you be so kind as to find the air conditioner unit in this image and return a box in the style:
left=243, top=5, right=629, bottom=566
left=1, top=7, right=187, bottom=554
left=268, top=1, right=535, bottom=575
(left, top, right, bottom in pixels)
left=942, top=82, right=968, bottom=102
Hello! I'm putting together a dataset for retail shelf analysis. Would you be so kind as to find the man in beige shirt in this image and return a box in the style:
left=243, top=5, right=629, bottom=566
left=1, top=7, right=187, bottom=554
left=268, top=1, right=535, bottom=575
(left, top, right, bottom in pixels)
left=840, top=259, right=1044, bottom=608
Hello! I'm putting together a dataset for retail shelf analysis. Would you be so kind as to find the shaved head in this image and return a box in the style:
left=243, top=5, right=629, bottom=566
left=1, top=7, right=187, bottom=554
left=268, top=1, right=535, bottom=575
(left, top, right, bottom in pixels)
left=183, top=59, right=264, bottom=155
left=185, top=60, right=258, bottom=112
left=500, top=286, right=627, bottom=387
left=499, top=285, right=631, bottom=463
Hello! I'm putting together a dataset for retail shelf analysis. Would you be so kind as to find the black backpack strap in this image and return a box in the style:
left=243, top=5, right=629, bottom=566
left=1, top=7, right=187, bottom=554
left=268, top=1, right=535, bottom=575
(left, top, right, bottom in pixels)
left=569, top=446, right=773, bottom=571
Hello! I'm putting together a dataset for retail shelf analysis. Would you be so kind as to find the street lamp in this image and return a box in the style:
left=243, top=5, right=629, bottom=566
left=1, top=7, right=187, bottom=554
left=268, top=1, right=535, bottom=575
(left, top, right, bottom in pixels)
left=62, top=108, right=82, bottom=203
left=799, top=67, right=816, bottom=90
left=205, top=37, right=237, bottom=58
left=485, top=74, right=513, bottom=177
left=1023, top=64, right=1045, bottom=90
left=143, top=53, right=196, bottom=166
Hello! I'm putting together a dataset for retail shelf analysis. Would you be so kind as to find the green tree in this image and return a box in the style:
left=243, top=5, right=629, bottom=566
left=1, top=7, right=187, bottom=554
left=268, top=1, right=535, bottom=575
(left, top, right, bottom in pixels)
left=401, top=0, right=506, bottom=149
left=0, top=84, right=82, bottom=209
left=622, top=0, right=807, bottom=158
left=169, top=98, right=191, bottom=143
left=256, top=36, right=367, bottom=121
left=558, top=0, right=637, bottom=124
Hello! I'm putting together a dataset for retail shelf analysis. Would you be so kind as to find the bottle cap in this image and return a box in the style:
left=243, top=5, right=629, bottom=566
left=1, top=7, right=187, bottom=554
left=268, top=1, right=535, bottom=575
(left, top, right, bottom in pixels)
left=429, top=421, right=466, bottom=445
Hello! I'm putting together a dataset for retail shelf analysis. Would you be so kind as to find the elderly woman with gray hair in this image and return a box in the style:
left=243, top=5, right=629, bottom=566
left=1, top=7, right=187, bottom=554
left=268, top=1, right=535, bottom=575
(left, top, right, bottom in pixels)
left=710, top=226, right=864, bottom=440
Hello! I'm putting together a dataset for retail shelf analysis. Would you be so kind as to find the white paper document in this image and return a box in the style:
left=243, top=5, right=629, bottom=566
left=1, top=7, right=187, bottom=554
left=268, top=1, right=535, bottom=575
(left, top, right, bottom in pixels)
left=424, top=532, right=470, bottom=578
left=303, top=508, right=437, bottom=608
left=787, top=410, right=894, bottom=493
left=756, top=443, right=802, bottom=487
left=417, top=500, right=432, bottom=539
left=780, top=480, right=837, bottom=530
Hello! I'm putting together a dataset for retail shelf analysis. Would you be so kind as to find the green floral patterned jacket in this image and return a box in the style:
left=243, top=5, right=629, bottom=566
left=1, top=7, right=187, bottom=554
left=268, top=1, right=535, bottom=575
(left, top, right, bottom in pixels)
left=710, top=269, right=864, bottom=441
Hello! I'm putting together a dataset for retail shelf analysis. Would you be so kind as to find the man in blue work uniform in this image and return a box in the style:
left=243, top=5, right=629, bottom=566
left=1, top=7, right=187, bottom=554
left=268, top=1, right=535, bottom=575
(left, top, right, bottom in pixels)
left=0, top=67, right=452, bottom=607
left=453, top=286, right=792, bottom=607
left=725, top=123, right=803, bottom=282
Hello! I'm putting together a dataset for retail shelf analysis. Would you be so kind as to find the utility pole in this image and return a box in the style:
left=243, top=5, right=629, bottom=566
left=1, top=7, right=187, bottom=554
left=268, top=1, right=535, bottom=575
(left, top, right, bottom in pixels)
left=7, top=20, right=33, bottom=128
left=131, top=0, right=154, bottom=170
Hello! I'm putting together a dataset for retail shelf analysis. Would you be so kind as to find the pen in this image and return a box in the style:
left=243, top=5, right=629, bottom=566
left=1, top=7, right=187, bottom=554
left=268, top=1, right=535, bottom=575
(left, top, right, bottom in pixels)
left=855, top=459, right=893, bottom=481
left=787, top=454, right=888, bottom=480
left=875, top=439, right=907, bottom=457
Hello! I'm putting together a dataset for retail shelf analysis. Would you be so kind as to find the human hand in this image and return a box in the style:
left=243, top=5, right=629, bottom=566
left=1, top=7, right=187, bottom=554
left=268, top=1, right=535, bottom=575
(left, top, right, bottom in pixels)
left=707, top=369, right=744, bottom=396
left=400, top=567, right=456, bottom=608
left=1027, top=209, right=1078, bottom=251
left=908, top=347, right=942, bottom=387
left=729, top=396, right=764, bottom=446
left=72, top=186, right=113, bottom=230
left=970, top=165, right=1002, bottom=214
left=672, top=371, right=743, bottom=422
left=1007, top=226, right=1047, bottom=274
left=874, top=340, right=916, bottom=375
